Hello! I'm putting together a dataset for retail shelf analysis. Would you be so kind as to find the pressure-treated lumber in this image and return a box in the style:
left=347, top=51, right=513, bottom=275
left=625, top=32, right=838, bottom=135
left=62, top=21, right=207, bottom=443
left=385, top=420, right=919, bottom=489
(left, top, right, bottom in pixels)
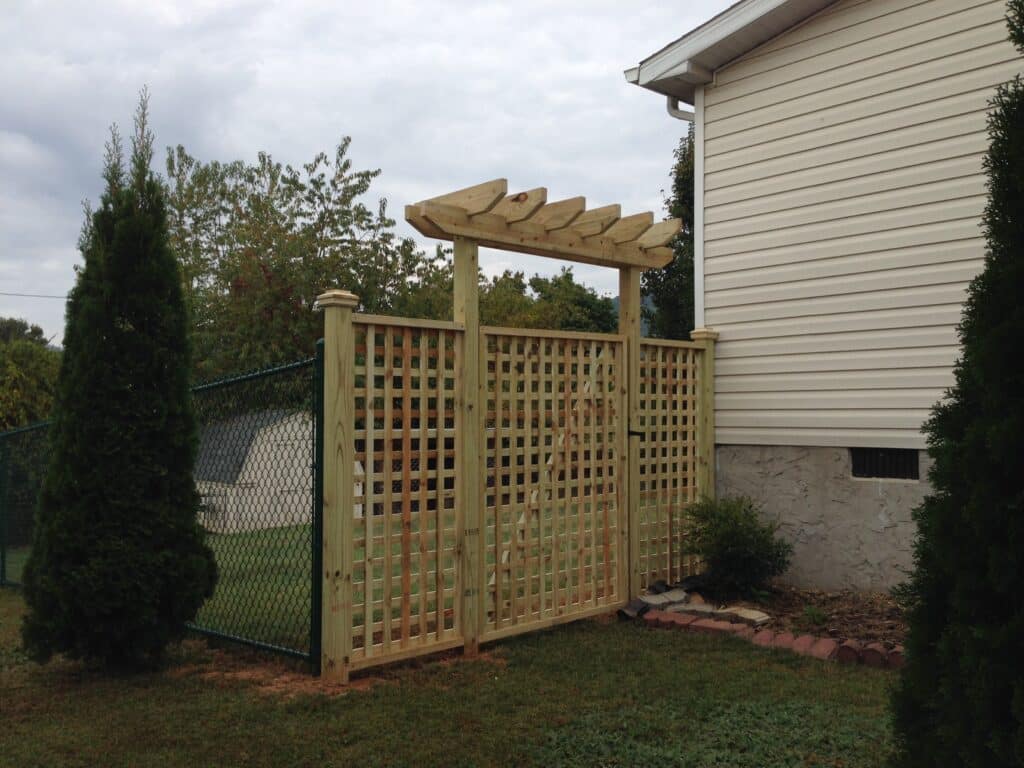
left=454, top=238, right=483, bottom=656
left=317, top=289, right=360, bottom=682
left=691, top=328, right=720, bottom=499
left=406, top=179, right=679, bottom=270
left=618, top=267, right=643, bottom=600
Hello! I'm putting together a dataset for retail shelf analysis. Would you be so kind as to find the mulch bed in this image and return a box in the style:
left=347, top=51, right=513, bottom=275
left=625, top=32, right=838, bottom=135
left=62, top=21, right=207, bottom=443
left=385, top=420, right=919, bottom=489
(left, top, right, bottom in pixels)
left=729, top=584, right=906, bottom=648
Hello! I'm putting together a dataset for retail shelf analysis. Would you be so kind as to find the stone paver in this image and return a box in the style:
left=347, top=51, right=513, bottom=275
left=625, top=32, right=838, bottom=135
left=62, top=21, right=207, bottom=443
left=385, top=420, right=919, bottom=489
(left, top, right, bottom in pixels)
left=837, top=639, right=863, bottom=664
left=809, top=638, right=839, bottom=660
left=643, top=611, right=665, bottom=628
left=791, top=634, right=817, bottom=655
left=862, top=642, right=888, bottom=668
left=752, top=629, right=775, bottom=647
left=772, top=631, right=795, bottom=650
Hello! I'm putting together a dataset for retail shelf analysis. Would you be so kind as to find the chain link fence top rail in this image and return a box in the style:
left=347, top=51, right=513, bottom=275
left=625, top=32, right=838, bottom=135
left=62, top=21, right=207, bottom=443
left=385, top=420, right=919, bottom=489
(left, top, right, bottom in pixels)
left=0, top=355, right=321, bottom=665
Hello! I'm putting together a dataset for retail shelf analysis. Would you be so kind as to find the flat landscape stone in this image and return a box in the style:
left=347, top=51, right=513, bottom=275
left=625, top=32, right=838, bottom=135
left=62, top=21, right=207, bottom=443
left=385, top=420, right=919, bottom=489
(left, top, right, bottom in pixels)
left=809, top=638, right=839, bottom=661
left=720, top=606, right=771, bottom=627
left=639, top=593, right=673, bottom=607
left=617, top=598, right=649, bottom=620
left=660, top=588, right=688, bottom=604
left=837, top=640, right=863, bottom=664
left=666, top=603, right=715, bottom=616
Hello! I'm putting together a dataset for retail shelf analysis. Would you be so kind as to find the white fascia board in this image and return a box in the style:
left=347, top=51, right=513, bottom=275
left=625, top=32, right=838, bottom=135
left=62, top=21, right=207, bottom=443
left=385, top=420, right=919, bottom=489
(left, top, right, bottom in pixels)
left=625, top=0, right=835, bottom=101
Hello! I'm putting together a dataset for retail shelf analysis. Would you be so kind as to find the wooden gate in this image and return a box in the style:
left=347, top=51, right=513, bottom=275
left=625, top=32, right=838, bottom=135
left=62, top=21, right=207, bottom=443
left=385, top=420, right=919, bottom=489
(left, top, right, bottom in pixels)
left=317, top=178, right=721, bottom=682
left=480, top=329, right=626, bottom=641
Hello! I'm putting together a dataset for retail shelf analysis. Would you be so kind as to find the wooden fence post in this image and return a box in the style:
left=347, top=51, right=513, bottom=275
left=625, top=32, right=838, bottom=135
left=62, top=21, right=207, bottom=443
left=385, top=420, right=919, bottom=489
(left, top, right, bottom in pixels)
left=317, top=289, right=359, bottom=683
left=618, top=266, right=642, bottom=600
left=690, top=328, right=719, bottom=501
left=453, top=237, right=483, bottom=656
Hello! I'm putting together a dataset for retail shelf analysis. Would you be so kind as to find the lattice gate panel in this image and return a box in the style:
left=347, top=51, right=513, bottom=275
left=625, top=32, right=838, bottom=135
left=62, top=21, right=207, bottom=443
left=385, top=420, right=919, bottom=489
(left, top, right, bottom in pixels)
left=637, top=340, right=702, bottom=587
left=481, top=329, right=626, bottom=639
left=350, top=321, right=462, bottom=665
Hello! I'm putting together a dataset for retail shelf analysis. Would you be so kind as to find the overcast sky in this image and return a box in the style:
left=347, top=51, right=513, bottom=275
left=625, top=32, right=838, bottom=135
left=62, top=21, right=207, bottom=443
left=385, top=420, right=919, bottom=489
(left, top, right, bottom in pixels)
left=1, top=0, right=733, bottom=344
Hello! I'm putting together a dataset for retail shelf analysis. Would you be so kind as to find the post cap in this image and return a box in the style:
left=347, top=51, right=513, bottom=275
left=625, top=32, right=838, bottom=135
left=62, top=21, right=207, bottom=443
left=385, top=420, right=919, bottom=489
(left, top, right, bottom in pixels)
left=690, top=327, right=719, bottom=342
left=315, top=290, right=359, bottom=310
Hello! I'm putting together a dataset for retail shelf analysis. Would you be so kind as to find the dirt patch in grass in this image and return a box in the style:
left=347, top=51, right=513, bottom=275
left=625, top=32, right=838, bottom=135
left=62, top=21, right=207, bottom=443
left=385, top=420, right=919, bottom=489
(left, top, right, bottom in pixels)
left=167, top=638, right=508, bottom=698
left=733, top=584, right=906, bottom=646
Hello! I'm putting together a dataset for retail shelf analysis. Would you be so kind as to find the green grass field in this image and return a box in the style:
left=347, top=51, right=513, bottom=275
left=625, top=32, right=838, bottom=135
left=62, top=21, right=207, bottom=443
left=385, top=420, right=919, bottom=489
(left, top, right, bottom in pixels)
left=194, top=524, right=313, bottom=652
left=0, top=588, right=894, bottom=767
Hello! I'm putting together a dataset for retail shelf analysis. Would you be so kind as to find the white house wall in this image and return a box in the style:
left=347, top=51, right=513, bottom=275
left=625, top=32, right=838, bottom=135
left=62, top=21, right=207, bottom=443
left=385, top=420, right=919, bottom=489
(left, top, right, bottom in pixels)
left=701, top=0, right=1019, bottom=448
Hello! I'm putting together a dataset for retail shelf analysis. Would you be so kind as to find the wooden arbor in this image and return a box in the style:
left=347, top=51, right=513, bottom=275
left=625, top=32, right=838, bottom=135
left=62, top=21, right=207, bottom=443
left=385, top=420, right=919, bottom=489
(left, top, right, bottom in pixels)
left=406, top=179, right=695, bottom=653
left=315, top=179, right=718, bottom=681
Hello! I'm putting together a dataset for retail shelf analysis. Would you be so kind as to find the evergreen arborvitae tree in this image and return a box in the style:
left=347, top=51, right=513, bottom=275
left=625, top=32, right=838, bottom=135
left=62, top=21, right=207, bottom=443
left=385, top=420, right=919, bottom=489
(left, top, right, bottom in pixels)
left=22, top=93, right=217, bottom=669
left=891, top=6, right=1024, bottom=765
left=642, top=123, right=695, bottom=339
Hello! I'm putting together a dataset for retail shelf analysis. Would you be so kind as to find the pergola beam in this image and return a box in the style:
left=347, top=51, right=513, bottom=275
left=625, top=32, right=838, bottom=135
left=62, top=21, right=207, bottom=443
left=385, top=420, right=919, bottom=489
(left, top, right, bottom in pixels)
left=405, top=179, right=679, bottom=271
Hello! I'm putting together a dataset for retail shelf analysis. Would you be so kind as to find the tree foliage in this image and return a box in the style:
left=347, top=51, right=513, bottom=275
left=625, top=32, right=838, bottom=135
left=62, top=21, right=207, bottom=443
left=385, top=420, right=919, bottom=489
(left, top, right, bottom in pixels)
left=165, top=138, right=450, bottom=379
left=890, top=7, right=1024, bottom=765
left=642, top=123, right=695, bottom=340
left=480, top=268, right=617, bottom=332
left=21, top=94, right=217, bottom=668
left=0, top=318, right=60, bottom=431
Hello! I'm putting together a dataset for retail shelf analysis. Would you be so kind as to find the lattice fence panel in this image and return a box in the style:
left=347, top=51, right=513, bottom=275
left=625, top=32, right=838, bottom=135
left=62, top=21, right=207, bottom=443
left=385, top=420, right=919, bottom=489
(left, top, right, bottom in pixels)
left=638, top=340, right=702, bottom=587
left=482, top=330, right=625, bottom=637
left=350, top=321, right=461, bottom=663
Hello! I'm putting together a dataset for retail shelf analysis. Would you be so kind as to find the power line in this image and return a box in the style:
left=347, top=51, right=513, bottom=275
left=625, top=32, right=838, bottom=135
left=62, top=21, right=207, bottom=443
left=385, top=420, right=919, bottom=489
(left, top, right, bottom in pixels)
left=0, top=291, right=68, bottom=299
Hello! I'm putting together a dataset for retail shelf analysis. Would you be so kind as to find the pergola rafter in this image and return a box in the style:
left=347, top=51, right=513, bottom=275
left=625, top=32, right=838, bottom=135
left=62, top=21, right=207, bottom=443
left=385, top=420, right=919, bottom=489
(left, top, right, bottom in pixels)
left=405, top=179, right=680, bottom=270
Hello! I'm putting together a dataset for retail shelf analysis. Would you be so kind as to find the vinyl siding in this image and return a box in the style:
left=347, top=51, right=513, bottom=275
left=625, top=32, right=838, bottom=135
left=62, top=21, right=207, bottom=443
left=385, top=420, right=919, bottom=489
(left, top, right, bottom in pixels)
left=701, top=0, right=1018, bottom=449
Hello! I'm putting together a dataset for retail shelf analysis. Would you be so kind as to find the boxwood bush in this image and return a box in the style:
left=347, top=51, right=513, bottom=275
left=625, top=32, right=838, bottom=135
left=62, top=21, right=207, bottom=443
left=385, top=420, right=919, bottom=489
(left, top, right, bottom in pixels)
left=688, top=496, right=792, bottom=599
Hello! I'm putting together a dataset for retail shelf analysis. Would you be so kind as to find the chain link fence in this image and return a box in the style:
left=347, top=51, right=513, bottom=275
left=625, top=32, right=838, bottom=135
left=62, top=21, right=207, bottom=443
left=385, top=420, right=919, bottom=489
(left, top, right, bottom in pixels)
left=0, top=348, right=323, bottom=672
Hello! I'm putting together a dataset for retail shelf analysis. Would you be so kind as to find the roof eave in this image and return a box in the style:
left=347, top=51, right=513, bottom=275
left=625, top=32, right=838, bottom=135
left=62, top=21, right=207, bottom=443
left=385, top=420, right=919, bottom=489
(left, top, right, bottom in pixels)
left=625, top=0, right=837, bottom=105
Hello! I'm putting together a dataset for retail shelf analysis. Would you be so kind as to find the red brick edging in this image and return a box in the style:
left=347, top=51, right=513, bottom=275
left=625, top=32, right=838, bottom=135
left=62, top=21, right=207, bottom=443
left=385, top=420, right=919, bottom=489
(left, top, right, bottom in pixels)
left=641, top=610, right=905, bottom=669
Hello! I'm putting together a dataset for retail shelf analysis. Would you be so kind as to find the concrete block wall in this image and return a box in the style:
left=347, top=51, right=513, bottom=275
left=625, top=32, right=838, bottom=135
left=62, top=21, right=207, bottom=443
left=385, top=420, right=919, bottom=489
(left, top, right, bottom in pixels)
left=716, top=445, right=932, bottom=592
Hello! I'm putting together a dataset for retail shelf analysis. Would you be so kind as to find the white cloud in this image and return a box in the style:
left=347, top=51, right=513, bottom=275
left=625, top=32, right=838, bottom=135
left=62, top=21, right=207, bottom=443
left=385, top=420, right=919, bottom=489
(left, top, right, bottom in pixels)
left=0, top=0, right=732, bottom=343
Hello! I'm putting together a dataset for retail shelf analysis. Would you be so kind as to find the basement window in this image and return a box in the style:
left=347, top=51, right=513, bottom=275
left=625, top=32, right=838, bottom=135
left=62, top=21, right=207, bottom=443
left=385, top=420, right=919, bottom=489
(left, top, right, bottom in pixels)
left=850, top=448, right=919, bottom=480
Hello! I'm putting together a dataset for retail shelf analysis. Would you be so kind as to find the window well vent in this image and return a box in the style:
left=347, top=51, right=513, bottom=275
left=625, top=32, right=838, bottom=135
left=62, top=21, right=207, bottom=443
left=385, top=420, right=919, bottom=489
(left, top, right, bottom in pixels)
left=850, top=448, right=919, bottom=480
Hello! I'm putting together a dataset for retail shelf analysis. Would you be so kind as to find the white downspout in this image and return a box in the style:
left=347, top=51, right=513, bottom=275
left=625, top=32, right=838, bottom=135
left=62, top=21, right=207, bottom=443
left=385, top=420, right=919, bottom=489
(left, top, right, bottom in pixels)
left=666, top=96, right=695, bottom=122
left=693, top=86, right=705, bottom=329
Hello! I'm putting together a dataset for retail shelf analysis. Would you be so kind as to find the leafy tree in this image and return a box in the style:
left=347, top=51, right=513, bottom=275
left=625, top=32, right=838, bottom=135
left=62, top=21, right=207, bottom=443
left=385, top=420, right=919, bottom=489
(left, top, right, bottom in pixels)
left=527, top=269, right=617, bottom=333
left=0, top=318, right=48, bottom=346
left=890, top=7, right=1024, bottom=765
left=166, top=139, right=450, bottom=379
left=643, top=124, right=695, bottom=339
left=0, top=335, right=60, bottom=430
left=21, top=94, right=217, bottom=668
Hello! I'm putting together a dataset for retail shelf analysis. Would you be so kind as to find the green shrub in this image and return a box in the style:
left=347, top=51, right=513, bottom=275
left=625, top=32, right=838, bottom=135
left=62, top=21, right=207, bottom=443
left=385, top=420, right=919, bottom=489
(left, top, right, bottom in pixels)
left=687, top=496, right=792, bottom=599
left=21, top=94, right=217, bottom=669
left=890, top=5, right=1024, bottom=765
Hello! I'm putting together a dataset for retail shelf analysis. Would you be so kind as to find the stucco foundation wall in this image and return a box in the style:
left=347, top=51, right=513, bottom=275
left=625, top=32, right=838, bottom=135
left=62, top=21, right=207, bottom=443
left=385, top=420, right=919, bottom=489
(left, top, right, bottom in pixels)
left=716, top=444, right=933, bottom=592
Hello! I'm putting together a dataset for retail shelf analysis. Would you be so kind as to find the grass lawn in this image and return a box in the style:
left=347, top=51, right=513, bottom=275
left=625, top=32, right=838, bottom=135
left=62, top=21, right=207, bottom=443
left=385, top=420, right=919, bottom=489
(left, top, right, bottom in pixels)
left=1, top=588, right=894, bottom=767
left=194, top=524, right=313, bottom=652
